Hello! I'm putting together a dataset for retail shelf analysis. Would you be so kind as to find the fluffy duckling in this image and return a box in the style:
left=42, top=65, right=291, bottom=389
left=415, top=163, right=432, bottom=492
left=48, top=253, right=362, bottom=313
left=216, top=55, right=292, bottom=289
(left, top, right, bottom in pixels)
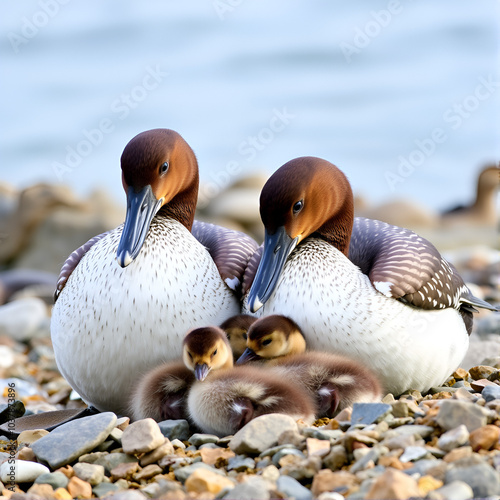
left=129, top=362, right=195, bottom=422
left=184, top=326, right=316, bottom=436
left=238, top=315, right=382, bottom=417
left=219, top=314, right=258, bottom=359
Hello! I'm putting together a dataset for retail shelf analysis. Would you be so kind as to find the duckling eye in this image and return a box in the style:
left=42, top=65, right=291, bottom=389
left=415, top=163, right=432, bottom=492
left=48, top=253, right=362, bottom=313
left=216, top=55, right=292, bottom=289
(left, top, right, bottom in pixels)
left=211, top=349, right=218, bottom=357
left=187, top=352, right=193, bottom=360
left=293, top=200, right=304, bottom=214
left=159, top=162, right=169, bottom=175
left=242, top=332, right=247, bottom=340
left=262, top=339, right=272, bottom=346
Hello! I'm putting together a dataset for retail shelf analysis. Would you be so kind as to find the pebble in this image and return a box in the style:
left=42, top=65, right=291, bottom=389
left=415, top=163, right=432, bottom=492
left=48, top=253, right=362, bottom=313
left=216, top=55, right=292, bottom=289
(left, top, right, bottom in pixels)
left=445, top=462, right=500, bottom=497
left=139, top=439, right=174, bottom=466
left=229, top=414, right=298, bottom=454
left=437, top=424, right=469, bottom=451
left=31, top=412, right=117, bottom=468
left=350, top=403, right=391, bottom=426
left=272, top=447, right=304, bottom=466
left=365, top=467, right=420, bottom=500
left=482, top=384, right=500, bottom=402
left=157, top=419, right=191, bottom=441
left=92, top=482, right=120, bottom=498
left=435, top=400, right=487, bottom=432
left=174, top=462, right=223, bottom=483
left=469, top=364, right=496, bottom=379
left=311, top=470, right=358, bottom=497
left=72, top=462, right=104, bottom=486
left=34, top=472, right=69, bottom=489
left=92, top=453, right=138, bottom=473
left=468, top=424, right=500, bottom=451
left=121, top=418, right=165, bottom=454
left=184, top=467, right=234, bottom=495
left=0, top=297, right=47, bottom=341
left=323, top=444, right=348, bottom=470
left=17, top=429, right=49, bottom=446
left=399, top=445, right=429, bottom=463
left=188, top=433, right=219, bottom=447
left=276, top=475, right=313, bottom=500
left=306, top=437, right=331, bottom=457
left=427, top=480, right=474, bottom=500
left=222, top=476, right=272, bottom=500
left=27, top=483, right=56, bottom=498
left=227, top=455, right=255, bottom=471
left=66, top=476, right=92, bottom=499
left=0, top=460, right=49, bottom=483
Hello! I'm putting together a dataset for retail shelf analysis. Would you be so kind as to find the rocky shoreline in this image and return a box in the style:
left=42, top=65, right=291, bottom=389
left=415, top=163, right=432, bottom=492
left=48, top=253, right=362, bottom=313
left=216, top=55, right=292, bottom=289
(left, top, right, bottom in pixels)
left=0, top=179, right=499, bottom=499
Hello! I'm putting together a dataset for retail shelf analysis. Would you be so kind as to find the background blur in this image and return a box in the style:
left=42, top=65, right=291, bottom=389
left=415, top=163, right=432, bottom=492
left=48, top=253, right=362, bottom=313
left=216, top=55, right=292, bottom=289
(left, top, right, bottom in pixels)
left=2, top=0, right=499, bottom=213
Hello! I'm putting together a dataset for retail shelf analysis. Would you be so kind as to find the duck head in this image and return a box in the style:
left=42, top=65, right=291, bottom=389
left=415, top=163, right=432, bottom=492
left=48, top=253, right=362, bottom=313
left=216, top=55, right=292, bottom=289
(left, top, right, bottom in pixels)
left=237, top=314, right=306, bottom=364
left=182, top=326, right=233, bottom=381
left=116, top=129, right=199, bottom=267
left=247, top=157, right=354, bottom=312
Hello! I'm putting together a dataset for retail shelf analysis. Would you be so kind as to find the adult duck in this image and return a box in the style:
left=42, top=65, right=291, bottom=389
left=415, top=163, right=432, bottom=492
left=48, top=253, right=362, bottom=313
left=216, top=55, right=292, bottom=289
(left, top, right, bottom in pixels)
left=243, top=157, right=497, bottom=395
left=51, top=129, right=257, bottom=414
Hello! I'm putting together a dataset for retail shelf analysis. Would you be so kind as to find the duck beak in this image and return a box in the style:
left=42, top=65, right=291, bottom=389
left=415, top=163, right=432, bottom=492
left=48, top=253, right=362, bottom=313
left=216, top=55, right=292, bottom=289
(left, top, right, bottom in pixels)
left=194, top=363, right=210, bottom=381
left=236, top=348, right=262, bottom=364
left=247, top=226, right=298, bottom=312
left=116, top=185, right=163, bottom=267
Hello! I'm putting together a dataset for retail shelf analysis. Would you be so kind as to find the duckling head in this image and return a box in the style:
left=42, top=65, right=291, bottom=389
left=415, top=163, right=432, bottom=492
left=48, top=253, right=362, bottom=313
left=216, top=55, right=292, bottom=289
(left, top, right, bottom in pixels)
left=237, top=315, right=306, bottom=364
left=183, top=326, right=233, bottom=381
left=116, top=129, right=199, bottom=267
left=247, top=157, right=354, bottom=312
left=219, top=314, right=258, bottom=359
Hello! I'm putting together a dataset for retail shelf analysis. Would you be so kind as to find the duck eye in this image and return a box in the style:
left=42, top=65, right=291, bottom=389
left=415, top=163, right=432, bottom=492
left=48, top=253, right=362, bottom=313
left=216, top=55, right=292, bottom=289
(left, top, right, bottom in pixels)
left=293, top=200, right=304, bottom=214
left=159, top=162, right=169, bottom=175
left=242, top=332, right=247, bottom=340
left=212, top=349, right=218, bottom=357
left=262, top=339, right=272, bottom=346
left=188, top=352, right=193, bottom=360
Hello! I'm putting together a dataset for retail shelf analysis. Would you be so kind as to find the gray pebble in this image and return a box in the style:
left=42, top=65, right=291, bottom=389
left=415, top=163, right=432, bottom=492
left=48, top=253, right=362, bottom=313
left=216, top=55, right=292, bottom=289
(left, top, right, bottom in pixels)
left=276, top=475, right=312, bottom=500
left=382, top=424, right=435, bottom=440
left=73, top=462, right=105, bottom=486
left=92, top=483, right=120, bottom=498
left=222, top=476, right=272, bottom=500
left=174, top=462, right=223, bottom=483
left=445, top=462, right=500, bottom=498
left=94, top=453, right=138, bottom=474
left=34, top=471, right=68, bottom=489
left=227, top=455, right=255, bottom=472
left=437, top=424, right=469, bottom=452
left=31, top=412, right=117, bottom=468
left=272, top=447, right=305, bottom=466
left=351, top=403, right=391, bottom=426
left=399, top=445, right=429, bottom=462
left=188, top=433, right=219, bottom=446
left=323, top=445, right=347, bottom=470
left=158, top=419, right=190, bottom=441
left=435, top=400, right=487, bottom=432
left=350, top=447, right=384, bottom=473
left=482, top=384, right=500, bottom=402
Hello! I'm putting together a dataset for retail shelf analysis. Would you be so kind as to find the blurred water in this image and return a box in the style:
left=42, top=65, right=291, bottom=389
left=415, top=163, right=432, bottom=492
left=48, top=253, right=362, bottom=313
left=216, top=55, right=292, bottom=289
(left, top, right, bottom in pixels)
left=1, top=0, right=498, bottom=211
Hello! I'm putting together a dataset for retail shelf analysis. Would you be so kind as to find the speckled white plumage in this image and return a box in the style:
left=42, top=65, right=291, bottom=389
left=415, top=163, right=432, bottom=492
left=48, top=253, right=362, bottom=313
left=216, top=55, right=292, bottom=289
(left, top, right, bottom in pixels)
left=243, top=238, right=469, bottom=396
left=51, top=218, right=239, bottom=414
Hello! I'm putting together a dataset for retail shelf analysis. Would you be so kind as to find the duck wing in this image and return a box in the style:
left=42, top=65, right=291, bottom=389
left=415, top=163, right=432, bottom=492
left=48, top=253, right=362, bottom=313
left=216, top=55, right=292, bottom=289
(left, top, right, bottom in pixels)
left=191, top=220, right=259, bottom=295
left=349, top=217, right=498, bottom=314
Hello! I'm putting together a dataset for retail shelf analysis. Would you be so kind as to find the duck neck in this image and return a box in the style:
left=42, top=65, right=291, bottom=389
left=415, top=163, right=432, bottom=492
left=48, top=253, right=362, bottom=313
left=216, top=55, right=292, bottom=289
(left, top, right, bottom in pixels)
left=157, top=182, right=198, bottom=231
left=221, top=355, right=234, bottom=371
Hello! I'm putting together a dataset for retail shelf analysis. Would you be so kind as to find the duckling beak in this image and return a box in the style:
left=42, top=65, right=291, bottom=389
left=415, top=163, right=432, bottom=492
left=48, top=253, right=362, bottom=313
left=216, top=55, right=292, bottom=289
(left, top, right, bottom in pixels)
left=116, top=185, right=163, bottom=267
left=236, top=348, right=262, bottom=364
left=194, top=363, right=210, bottom=381
left=247, top=226, right=298, bottom=312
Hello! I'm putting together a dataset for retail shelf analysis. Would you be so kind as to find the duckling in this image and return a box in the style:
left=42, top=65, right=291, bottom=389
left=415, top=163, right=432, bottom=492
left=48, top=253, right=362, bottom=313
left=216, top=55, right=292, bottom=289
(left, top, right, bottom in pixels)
left=184, top=326, right=316, bottom=436
left=129, top=362, right=195, bottom=422
left=219, top=314, right=258, bottom=359
left=238, top=315, right=382, bottom=417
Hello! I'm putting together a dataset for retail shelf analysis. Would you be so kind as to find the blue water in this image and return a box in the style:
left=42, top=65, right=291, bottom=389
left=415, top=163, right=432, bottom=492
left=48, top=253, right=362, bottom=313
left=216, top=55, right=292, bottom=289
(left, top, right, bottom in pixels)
left=1, top=1, right=498, bottom=211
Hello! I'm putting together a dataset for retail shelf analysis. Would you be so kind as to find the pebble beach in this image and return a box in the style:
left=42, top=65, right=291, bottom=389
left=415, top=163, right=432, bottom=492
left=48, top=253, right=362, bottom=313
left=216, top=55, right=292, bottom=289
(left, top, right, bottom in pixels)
left=0, top=178, right=499, bottom=500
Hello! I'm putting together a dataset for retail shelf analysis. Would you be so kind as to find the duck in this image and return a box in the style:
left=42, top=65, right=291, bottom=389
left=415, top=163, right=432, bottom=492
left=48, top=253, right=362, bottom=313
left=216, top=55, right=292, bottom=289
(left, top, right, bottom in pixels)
left=237, top=315, right=382, bottom=417
left=219, top=314, right=258, bottom=359
left=183, top=326, right=316, bottom=436
left=242, top=157, right=498, bottom=396
left=51, top=129, right=258, bottom=415
left=441, top=164, right=499, bottom=227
